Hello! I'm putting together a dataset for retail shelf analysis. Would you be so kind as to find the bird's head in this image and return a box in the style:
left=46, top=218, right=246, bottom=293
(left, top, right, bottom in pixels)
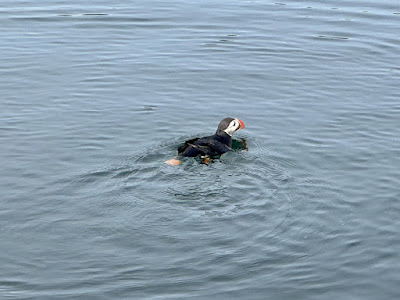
left=217, top=117, right=245, bottom=136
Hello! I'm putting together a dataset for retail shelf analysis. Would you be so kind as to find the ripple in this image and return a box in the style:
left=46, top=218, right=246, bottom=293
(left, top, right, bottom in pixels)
left=106, top=137, right=297, bottom=243
left=2, top=0, right=399, bottom=297
left=317, top=35, right=350, bottom=40
left=81, top=13, right=109, bottom=16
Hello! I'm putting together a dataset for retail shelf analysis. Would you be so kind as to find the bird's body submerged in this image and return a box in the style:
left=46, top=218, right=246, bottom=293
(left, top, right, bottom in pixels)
left=165, top=117, right=244, bottom=165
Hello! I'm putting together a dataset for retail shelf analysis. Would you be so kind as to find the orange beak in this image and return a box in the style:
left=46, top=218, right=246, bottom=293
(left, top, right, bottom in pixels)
left=238, top=119, right=245, bottom=130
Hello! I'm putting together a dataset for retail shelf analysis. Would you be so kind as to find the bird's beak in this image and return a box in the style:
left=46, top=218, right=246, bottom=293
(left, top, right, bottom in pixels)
left=237, top=119, right=245, bottom=131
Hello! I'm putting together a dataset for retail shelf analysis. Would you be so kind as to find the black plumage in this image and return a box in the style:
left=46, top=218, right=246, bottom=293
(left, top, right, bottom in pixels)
left=178, top=117, right=244, bottom=158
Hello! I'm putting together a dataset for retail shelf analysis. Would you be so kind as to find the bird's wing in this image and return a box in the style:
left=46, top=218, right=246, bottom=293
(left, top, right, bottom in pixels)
left=178, top=138, right=199, bottom=155
left=195, top=138, right=231, bottom=156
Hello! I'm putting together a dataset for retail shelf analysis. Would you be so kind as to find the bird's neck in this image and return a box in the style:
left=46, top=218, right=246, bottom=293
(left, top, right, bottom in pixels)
left=215, top=130, right=232, bottom=147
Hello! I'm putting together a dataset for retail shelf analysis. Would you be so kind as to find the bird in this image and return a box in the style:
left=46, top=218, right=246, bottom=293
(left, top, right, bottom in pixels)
left=165, top=117, right=244, bottom=165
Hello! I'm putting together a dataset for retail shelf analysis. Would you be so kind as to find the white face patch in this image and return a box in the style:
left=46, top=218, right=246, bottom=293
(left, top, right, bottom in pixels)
left=224, top=119, right=240, bottom=136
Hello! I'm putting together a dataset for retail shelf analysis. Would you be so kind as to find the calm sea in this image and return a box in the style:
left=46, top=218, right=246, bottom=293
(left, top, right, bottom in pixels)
left=1, top=0, right=399, bottom=299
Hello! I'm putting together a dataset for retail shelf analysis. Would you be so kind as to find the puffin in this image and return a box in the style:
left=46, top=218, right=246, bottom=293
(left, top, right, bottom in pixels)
left=165, top=117, right=245, bottom=165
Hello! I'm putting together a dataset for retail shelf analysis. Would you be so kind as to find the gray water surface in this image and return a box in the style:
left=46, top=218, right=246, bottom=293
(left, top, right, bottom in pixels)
left=1, top=1, right=400, bottom=299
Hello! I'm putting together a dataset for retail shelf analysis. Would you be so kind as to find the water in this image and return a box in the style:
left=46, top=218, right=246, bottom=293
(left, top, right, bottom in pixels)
left=1, top=0, right=400, bottom=299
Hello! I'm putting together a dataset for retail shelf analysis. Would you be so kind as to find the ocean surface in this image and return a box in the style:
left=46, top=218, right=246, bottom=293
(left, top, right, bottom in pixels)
left=1, top=1, right=400, bottom=299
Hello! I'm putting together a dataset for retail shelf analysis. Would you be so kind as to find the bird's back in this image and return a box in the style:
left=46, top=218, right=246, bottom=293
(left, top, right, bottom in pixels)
left=178, top=135, right=231, bottom=157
